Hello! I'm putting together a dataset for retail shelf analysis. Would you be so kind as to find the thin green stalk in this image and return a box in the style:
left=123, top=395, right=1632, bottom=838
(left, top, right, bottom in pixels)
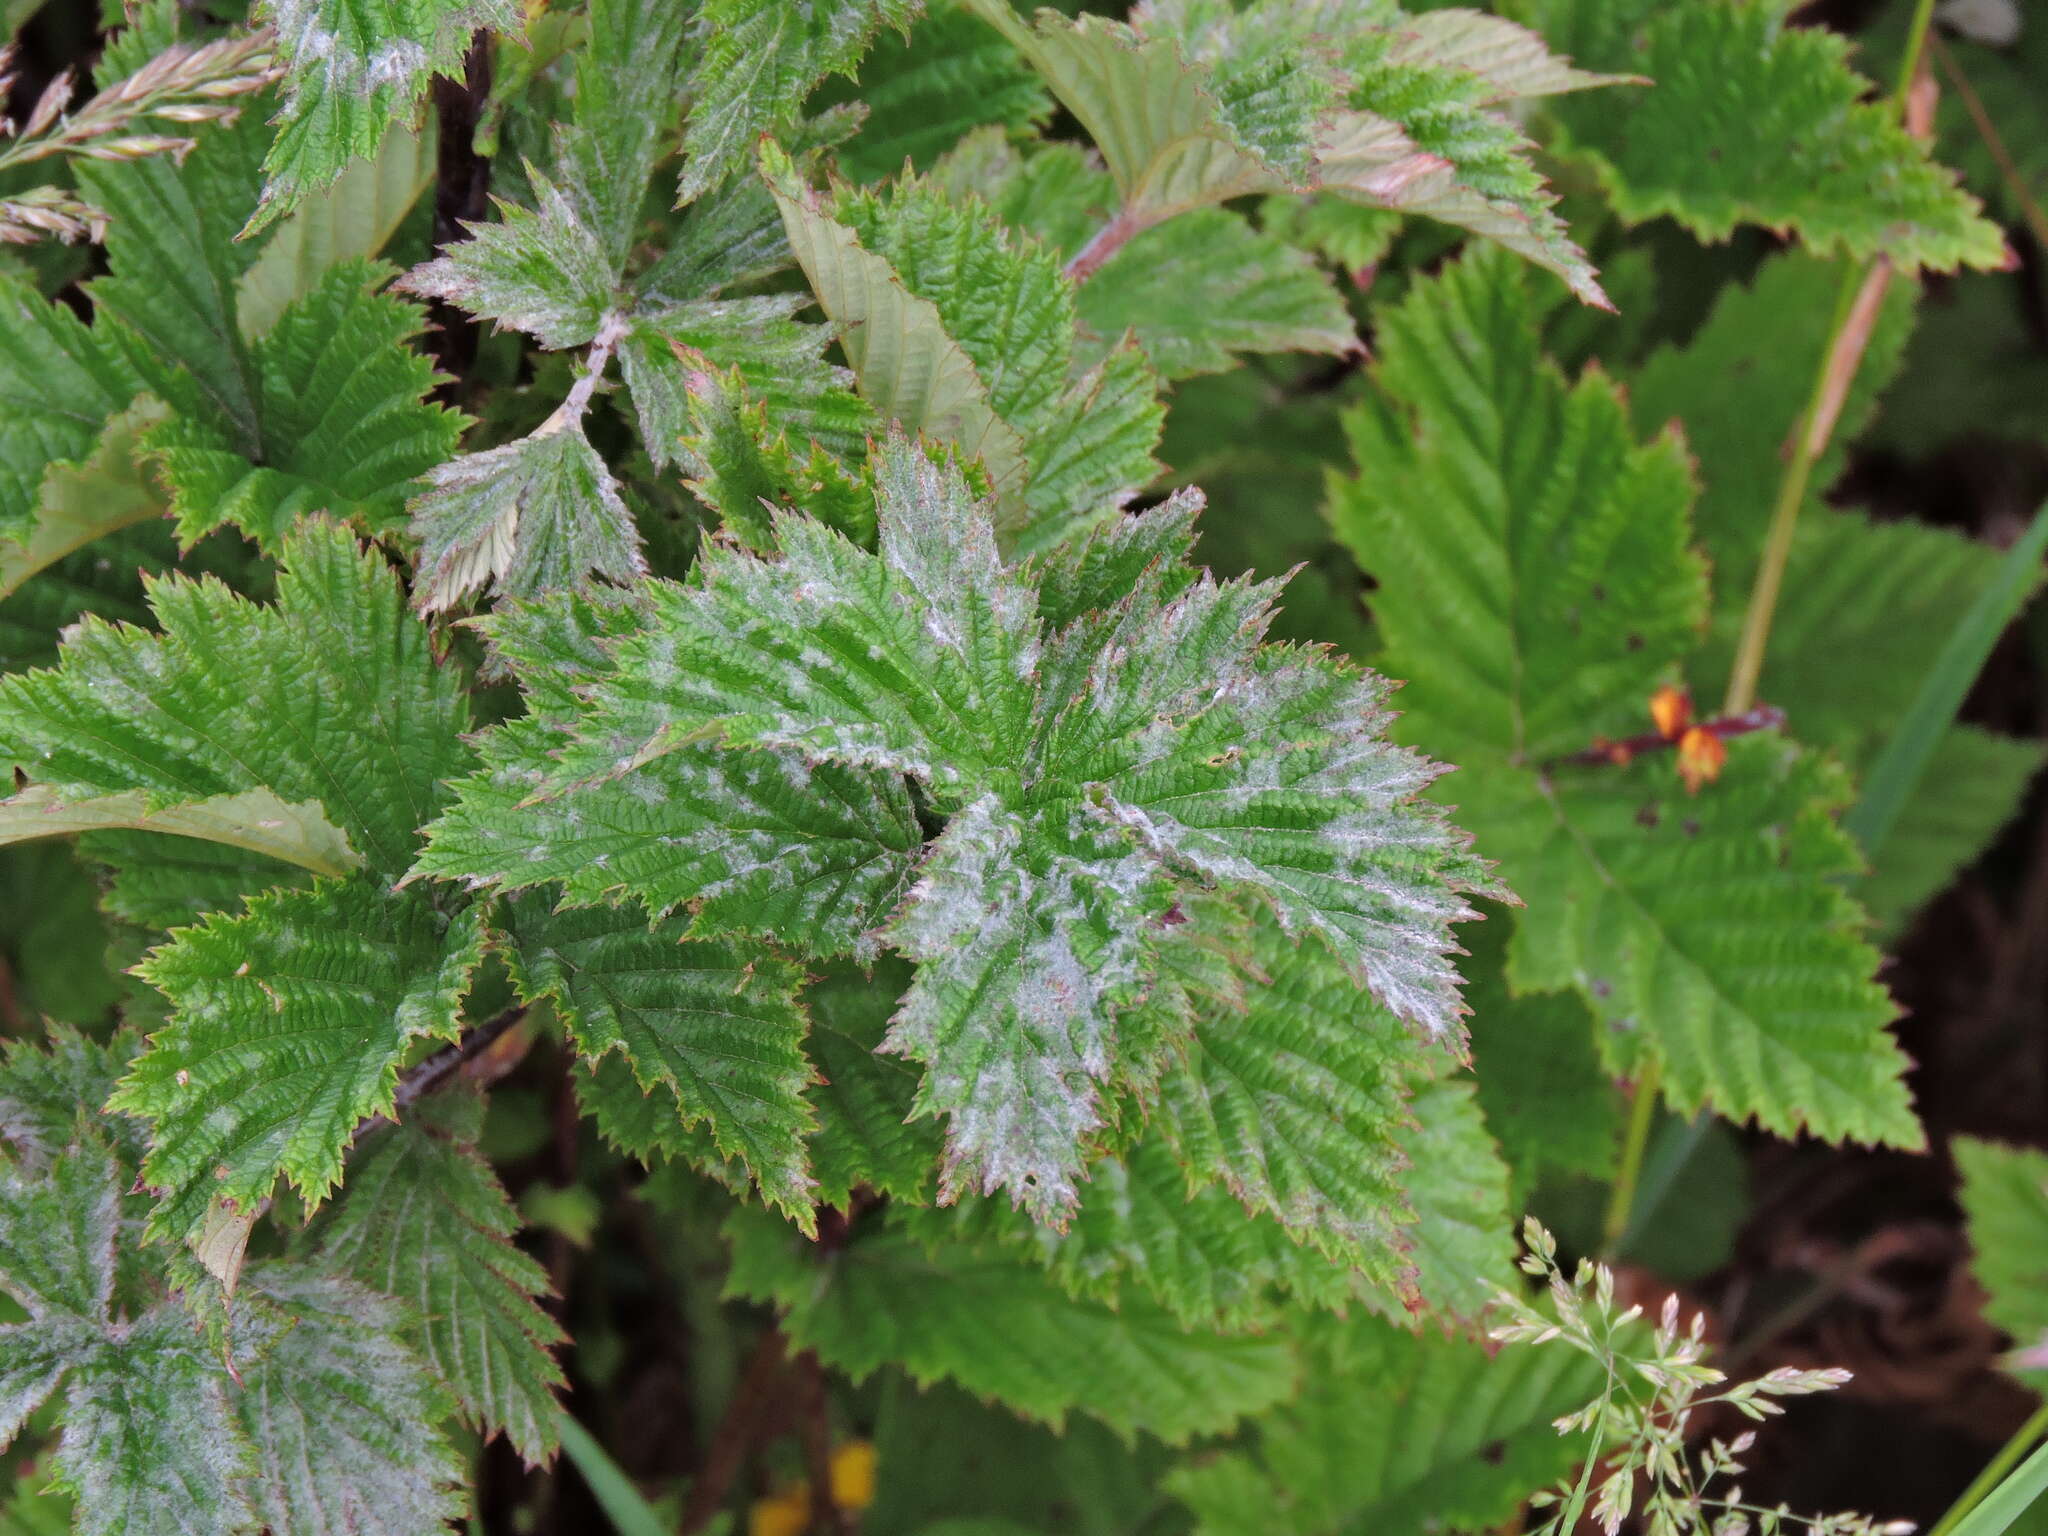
left=557, top=1411, right=672, bottom=1536
left=1930, top=1403, right=2048, bottom=1536
left=1722, top=0, right=1942, bottom=715
left=1600, top=1060, right=1663, bottom=1256
left=1721, top=267, right=1861, bottom=715
left=1893, top=0, right=1942, bottom=108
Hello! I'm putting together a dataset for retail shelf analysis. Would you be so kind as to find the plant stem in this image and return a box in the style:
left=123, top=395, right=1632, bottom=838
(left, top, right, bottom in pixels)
left=1064, top=206, right=1146, bottom=283
left=1929, top=1402, right=2048, bottom=1536
left=1893, top=0, right=1941, bottom=109
left=679, top=1325, right=789, bottom=1534
left=1601, top=1059, right=1663, bottom=1256
left=1935, top=36, right=2048, bottom=256
left=1722, top=0, right=1943, bottom=715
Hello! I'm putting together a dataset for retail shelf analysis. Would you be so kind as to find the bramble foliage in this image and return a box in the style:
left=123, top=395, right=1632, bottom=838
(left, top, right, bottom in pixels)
left=0, top=0, right=2034, bottom=1529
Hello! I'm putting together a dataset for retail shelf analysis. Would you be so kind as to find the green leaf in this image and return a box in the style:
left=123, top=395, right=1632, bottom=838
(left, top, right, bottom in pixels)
left=400, top=171, right=621, bottom=351
left=255, top=0, right=521, bottom=227
left=820, top=5, right=1051, bottom=183
left=410, top=588, right=922, bottom=956
left=409, top=410, right=644, bottom=614
left=152, top=259, right=464, bottom=552
left=0, top=397, right=169, bottom=603
left=1955, top=1137, right=2048, bottom=1386
left=669, top=365, right=877, bottom=548
left=1165, top=1310, right=1602, bottom=1536
left=232, top=1267, right=468, bottom=1536
left=0, top=519, right=473, bottom=880
left=235, top=122, right=438, bottom=341
left=616, top=293, right=868, bottom=473
left=479, top=439, right=1490, bottom=1218
left=79, top=122, right=269, bottom=458
left=501, top=895, right=820, bottom=1225
left=1329, top=248, right=1918, bottom=1149
left=676, top=0, right=922, bottom=202
left=1074, top=207, right=1354, bottom=379
left=724, top=1204, right=1297, bottom=1443
left=965, top=0, right=1613, bottom=304
left=1395, top=1077, right=1517, bottom=1320
left=307, top=1095, right=567, bottom=1461
left=803, top=958, right=941, bottom=1207
left=112, top=877, right=486, bottom=1242
left=0, top=273, right=144, bottom=553
left=1533, top=0, right=2005, bottom=270
left=0, top=1137, right=251, bottom=1536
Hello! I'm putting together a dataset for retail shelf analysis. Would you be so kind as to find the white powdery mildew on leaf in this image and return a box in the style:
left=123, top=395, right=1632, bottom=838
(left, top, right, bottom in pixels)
left=884, top=796, right=1170, bottom=1217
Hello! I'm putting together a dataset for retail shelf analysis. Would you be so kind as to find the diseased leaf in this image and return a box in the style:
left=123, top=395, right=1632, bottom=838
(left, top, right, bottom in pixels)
left=409, top=410, right=644, bottom=615
left=306, top=1096, right=567, bottom=1461
left=255, top=0, right=522, bottom=226
left=435, top=438, right=1491, bottom=1220
left=232, top=1267, right=468, bottom=1536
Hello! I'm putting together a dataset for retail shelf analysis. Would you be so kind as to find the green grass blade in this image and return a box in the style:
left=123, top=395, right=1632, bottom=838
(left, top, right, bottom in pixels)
left=1940, top=1435, right=2048, bottom=1536
left=557, top=1411, right=671, bottom=1536
left=1843, top=500, right=2048, bottom=859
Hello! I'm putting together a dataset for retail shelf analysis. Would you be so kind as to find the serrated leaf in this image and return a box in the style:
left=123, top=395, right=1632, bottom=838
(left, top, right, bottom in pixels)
left=821, top=4, right=1051, bottom=183
left=1330, top=248, right=1918, bottom=1149
left=966, top=0, right=1611, bottom=303
left=1533, top=0, right=2004, bottom=270
left=151, top=259, right=463, bottom=552
left=677, top=0, right=922, bottom=203
left=0, top=519, right=472, bottom=880
left=0, top=1028, right=144, bottom=1173
left=0, top=273, right=144, bottom=553
left=0, top=1139, right=252, bottom=1536
left=255, top=0, right=521, bottom=227
left=1073, top=206, right=1355, bottom=379
left=236, top=122, right=437, bottom=342
left=724, top=1204, right=1297, bottom=1443
left=306, top=1097, right=566, bottom=1460
left=765, top=146, right=1030, bottom=507
left=1395, top=1077, right=1516, bottom=1320
left=1165, top=1310, right=1602, bottom=1536
left=446, top=438, right=1490, bottom=1219
left=410, top=589, right=921, bottom=955
left=804, top=958, right=940, bottom=1206
left=232, top=1266, right=468, bottom=1536
left=400, top=171, right=620, bottom=351
left=616, top=293, right=868, bottom=472
left=0, top=397, right=168, bottom=603
left=669, top=366, right=877, bottom=548
left=409, top=411, right=644, bottom=614
left=1954, top=1137, right=2048, bottom=1385
left=112, top=877, right=486, bottom=1242
left=79, top=118, right=270, bottom=454
left=501, top=895, right=819, bottom=1224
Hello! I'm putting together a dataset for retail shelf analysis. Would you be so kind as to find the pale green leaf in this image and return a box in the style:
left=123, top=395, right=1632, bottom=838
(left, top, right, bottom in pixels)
left=236, top=122, right=437, bottom=341
left=233, top=1267, right=467, bottom=1536
left=408, top=412, right=644, bottom=615
left=0, top=785, right=357, bottom=880
left=0, top=397, right=168, bottom=603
